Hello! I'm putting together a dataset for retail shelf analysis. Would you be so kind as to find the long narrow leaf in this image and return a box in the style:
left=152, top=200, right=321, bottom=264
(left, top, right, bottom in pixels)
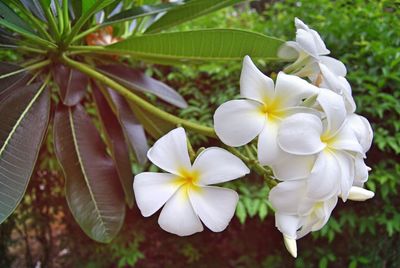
left=92, top=85, right=135, bottom=207
left=19, top=0, right=47, bottom=21
left=53, top=64, right=88, bottom=106
left=107, top=29, right=284, bottom=63
left=97, top=65, right=187, bottom=108
left=145, top=0, right=243, bottom=33
left=0, top=82, right=50, bottom=223
left=106, top=88, right=149, bottom=165
left=0, top=62, right=28, bottom=98
left=0, top=1, right=34, bottom=33
left=54, top=104, right=125, bottom=243
left=103, top=3, right=176, bottom=26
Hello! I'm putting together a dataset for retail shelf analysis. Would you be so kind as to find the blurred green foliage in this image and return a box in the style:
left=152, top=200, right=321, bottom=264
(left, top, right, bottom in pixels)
left=1, top=0, right=399, bottom=267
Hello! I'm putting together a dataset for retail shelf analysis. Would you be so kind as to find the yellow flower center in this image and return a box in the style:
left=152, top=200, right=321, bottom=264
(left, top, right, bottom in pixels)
left=259, top=98, right=286, bottom=121
left=321, top=133, right=337, bottom=148
left=172, top=168, right=202, bottom=199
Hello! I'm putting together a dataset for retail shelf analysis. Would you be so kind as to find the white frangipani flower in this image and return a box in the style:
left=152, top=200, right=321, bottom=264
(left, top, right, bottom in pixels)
left=133, top=127, right=249, bottom=236
left=214, top=55, right=319, bottom=166
left=279, top=18, right=356, bottom=113
left=277, top=89, right=363, bottom=201
left=269, top=179, right=338, bottom=257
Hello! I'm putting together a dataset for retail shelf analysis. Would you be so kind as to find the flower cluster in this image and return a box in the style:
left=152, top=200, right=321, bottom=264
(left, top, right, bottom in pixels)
left=133, top=18, right=374, bottom=258
left=214, top=18, right=374, bottom=257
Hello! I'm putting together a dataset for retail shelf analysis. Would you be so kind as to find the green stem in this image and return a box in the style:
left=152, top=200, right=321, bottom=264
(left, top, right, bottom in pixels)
left=62, top=0, right=71, bottom=34
left=61, top=54, right=217, bottom=138
left=42, top=5, right=61, bottom=40
left=0, top=60, right=51, bottom=79
left=55, top=0, right=65, bottom=36
left=18, top=46, right=47, bottom=54
left=226, top=147, right=276, bottom=188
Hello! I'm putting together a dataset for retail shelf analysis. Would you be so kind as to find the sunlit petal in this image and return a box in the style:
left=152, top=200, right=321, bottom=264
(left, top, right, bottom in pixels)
left=189, top=186, right=238, bottom=232
left=278, top=113, right=325, bottom=155
left=192, top=147, right=249, bottom=185
left=134, top=172, right=181, bottom=217
left=240, top=55, right=275, bottom=103
left=158, top=187, right=203, bottom=236
left=214, top=100, right=265, bottom=147
left=307, top=151, right=340, bottom=200
left=317, top=89, right=346, bottom=136
left=147, top=127, right=191, bottom=175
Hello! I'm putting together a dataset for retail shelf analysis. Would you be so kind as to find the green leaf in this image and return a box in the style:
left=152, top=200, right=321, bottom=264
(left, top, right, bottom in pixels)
left=54, top=104, right=125, bottom=243
left=0, top=82, right=50, bottom=223
left=0, top=1, right=34, bottom=33
left=103, top=3, right=175, bottom=26
left=92, top=85, right=135, bottom=207
left=235, top=200, right=246, bottom=224
left=97, top=65, right=187, bottom=108
left=82, top=0, right=97, bottom=14
left=20, top=0, right=47, bottom=21
left=107, top=29, right=284, bottom=63
left=145, top=0, right=243, bottom=33
left=107, top=88, right=149, bottom=165
left=258, top=201, right=268, bottom=220
left=53, top=64, right=88, bottom=106
left=0, top=62, right=28, bottom=100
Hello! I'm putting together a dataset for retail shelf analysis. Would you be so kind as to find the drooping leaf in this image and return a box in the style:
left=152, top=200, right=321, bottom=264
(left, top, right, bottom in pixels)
left=145, top=0, right=243, bottom=33
left=103, top=3, right=176, bottom=26
left=97, top=65, right=187, bottom=108
left=54, top=104, right=125, bottom=243
left=0, top=1, right=34, bottom=33
left=82, top=0, right=97, bottom=14
left=106, top=88, right=149, bottom=165
left=128, top=101, right=175, bottom=139
left=19, top=0, right=47, bottom=21
left=53, top=64, right=88, bottom=106
left=92, top=84, right=134, bottom=207
left=0, top=82, right=50, bottom=223
left=0, top=62, right=28, bottom=99
left=107, top=29, right=284, bottom=63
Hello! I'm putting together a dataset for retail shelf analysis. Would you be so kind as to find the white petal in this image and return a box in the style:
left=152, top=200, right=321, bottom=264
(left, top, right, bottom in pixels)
left=294, top=17, right=309, bottom=30
left=272, top=154, right=316, bottom=181
left=158, top=187, right=203, bottom=236
left=189, top=186, right=238, bottom=232
left=275, top=213, right=301, bottom=239
left=278, top=42, right=299, bottom=60
left=269, top=180, right=307, bottom=215
left=309, top=28, right=330, bottom=55
left=338, top=77, right=356, bottom=114
left=278, top=113, right=325, bottom=155
left=307, top=151, right=340, bottom=200
left=283, top=235, right=298, bottom=258
left=335, top=151, right=355, bottom=201
left=347, top=114, right=373, bottom=153
left=317, top=89, right=346, bottom=136
left=354, top=156, right=369, bottom=186
left=347, top=186, right=374, bottom=201
left=147, top=127, right=191, bottom=175
left=214, top=100, right=265, bottom=147
left=318, top=63, right=343, bottom=94
left=311, top=196, right=337, bottom=231
left=240, top=55, right=275, bottom=103
left=133, top=172, right=181, bottom=217
left=296, top=29, right=320, bottom=57
left=330, top=122, right=364, bottom=154
left=257, top=119, right=287, bottom=165
left=274, top=72, right=320, bottom=108
left=320, top=56, right=347, bottom=77
left=192, top=147, right=249, bottom=185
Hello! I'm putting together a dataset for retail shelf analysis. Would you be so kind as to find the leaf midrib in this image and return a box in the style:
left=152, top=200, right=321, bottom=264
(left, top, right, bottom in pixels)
left=68, top=108, right=111, bottom=238
left=0, top=83, right=44, bottom=158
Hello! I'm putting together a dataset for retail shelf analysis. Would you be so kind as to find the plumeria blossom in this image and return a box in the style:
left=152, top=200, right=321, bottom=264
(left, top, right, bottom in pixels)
left=277, top=89, right=364, bottom=201
left=269, top=179, right=338, bottom=257
left=279, top=18, right=356, bottom=113
left=86, top=26, right=121, bottom=46
left=214, top=55, right=319, bottom=166
left=133, top=128, right=249, bottom=236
